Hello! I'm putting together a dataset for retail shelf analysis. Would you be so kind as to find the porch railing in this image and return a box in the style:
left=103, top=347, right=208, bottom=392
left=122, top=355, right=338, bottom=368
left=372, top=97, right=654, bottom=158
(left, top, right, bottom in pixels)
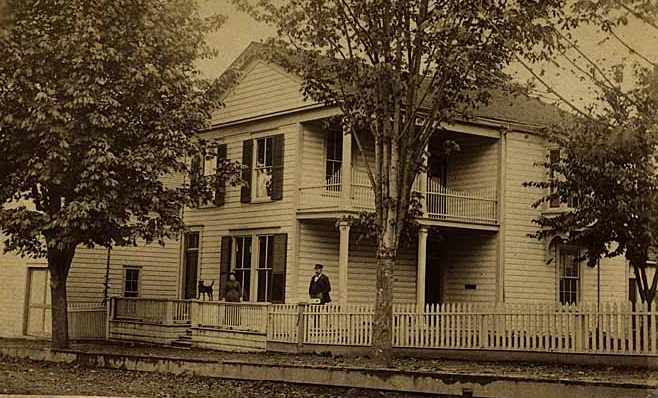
left=267, top=301, right=658, bottom=355
left=298, top=171, right=497, bottom=225
left=112, top=297, right=190, bottom=324
left=192, top=301, right=269, bottom=333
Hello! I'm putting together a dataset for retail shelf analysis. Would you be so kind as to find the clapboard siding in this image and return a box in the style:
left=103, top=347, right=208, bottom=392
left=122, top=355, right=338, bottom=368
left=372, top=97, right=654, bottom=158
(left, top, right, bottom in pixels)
left=301, top=124, right=326, bottom=187
left=0, top=238, right=31, bottom=337
left=68, top=241, right=180, bottom=302
left=502, top=132, right=629, bottom=304
left=439, top=230, right=498, bottom=303
left=185, top=121, right=299, bottom=302
left=447, top=135, right=498, bottom=191
left=503, top=132, right=555, bottom=303
left=297, top=221, right=416, bottom=304
left=212, top=60, right=315, bottom=125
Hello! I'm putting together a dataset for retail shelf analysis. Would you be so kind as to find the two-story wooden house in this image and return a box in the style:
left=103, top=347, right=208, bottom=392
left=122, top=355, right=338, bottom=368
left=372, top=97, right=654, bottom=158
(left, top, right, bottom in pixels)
left=181, top=43, right=631, bottom=310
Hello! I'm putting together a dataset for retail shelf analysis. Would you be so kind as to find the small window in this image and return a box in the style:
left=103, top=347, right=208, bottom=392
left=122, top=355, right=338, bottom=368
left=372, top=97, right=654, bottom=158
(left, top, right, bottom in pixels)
left=558, top=247, right=580, bottom=305
left=254, top=137, right=273, bottom=199
left=123, top=267, right=140, bottom=298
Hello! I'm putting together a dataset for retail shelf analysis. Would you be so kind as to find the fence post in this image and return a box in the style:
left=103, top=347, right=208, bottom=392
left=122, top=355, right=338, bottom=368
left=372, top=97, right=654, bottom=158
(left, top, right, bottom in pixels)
left=297, top=303, right=307, bottom=352
left=190, top=300, right=199, bottom=328
left=105, top=297, right=114, bottom=341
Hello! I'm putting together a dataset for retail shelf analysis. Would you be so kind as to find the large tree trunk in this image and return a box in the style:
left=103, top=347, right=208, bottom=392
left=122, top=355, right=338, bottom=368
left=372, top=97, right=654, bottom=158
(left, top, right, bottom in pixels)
left=372, top=224, right=397, bottom=366
left=47, top=244, right=76, bottom=349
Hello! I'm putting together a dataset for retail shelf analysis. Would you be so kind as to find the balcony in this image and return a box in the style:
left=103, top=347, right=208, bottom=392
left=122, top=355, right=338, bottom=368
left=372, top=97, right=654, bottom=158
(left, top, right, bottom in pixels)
left=298, top=170, right=498, bottom=226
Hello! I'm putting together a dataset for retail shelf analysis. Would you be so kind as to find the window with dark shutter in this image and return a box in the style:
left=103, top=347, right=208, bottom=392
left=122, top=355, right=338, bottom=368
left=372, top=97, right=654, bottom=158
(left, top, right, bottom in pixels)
left=241, top=140, right=253, bottom=203
left=214, top=144, right=227, bottom=206
left=271, top=233, right=287, bottom=303
left=219, top=236, right=232, bottom=300
left=270, top=134, right=284, bottom=200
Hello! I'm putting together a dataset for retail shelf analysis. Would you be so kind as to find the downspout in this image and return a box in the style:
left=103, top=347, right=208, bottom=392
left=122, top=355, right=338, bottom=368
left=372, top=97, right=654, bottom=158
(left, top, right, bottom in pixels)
left=103, top=246, right=111, bottom=301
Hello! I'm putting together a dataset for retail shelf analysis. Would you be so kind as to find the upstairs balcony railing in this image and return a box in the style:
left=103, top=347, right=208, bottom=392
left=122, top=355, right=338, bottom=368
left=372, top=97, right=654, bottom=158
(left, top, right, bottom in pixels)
left=298, top=170, right=498, bottom=225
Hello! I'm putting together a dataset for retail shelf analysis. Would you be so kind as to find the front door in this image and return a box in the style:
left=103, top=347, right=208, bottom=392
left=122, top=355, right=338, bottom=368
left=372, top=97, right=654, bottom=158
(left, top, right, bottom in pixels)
left=25, top=268, right=52, bottom=337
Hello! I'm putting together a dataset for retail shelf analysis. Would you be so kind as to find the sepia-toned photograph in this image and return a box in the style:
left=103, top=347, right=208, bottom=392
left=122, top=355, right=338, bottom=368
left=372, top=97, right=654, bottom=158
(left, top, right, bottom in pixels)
left=0, top=0, right=657, bottom=396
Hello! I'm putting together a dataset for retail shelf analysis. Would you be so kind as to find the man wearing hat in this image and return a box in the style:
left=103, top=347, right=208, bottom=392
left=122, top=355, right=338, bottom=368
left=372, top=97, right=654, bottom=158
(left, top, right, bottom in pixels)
left=308, top=263, right=331, bottom=304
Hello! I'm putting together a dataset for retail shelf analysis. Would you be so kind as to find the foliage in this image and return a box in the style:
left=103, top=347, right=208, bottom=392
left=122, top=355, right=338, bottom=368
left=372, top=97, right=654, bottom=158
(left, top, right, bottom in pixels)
left=527, top=63, right=658, bottom=303
left=0, top=0, right=242, bottom=347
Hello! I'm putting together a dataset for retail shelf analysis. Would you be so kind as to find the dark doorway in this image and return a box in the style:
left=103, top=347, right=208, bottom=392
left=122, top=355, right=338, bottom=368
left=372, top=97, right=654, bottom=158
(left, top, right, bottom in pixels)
left=183, top=232, right=199, bottom=299
left=425, top=236, right=443, bottom=305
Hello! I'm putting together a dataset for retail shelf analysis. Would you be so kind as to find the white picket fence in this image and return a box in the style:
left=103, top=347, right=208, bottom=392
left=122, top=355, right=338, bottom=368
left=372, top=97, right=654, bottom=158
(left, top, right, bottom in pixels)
left=68, top=301, right=107, bottom=340
left=267, top=302, right=658, bottom=355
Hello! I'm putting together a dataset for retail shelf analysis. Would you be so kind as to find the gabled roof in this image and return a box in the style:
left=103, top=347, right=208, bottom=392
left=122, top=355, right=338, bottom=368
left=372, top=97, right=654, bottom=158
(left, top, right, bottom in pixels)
left=219, top=42, right=566, bottom=129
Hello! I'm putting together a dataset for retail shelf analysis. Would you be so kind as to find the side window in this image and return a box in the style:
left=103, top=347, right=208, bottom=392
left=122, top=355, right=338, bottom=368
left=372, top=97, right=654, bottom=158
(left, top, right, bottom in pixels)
left=548, top=149, right=561, bottom=208
left=558, top=246, right=580, bottom=305
left=325, top=130, right=343, bottom=190
left=123, top=267, right=141, bottom=298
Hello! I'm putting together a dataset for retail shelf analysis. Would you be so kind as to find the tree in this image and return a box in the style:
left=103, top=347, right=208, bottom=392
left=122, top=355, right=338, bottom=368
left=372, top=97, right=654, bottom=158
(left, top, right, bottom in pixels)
left=235, top=0, right=569, bottom=364
left=0, top=0, right=242, bottom=348
left=525, top=1, right=658, bottom=305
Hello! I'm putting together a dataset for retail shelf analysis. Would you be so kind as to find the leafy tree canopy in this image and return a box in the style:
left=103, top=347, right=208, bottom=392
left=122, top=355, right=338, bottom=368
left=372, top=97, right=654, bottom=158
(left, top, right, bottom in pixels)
left=0, top=0, right=242, bottom=348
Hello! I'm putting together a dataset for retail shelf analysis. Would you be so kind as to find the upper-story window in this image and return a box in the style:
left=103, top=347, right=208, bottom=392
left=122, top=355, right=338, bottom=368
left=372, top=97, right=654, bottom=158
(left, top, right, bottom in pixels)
left=558, top=246, right=581, bottom=305
left=325, top=130, right=343, bottom=188
left=241, top=134, right=285, bottom=203
left=190, top=144, right=228, bottom=207
left=255, top=137, right=273, bottom=199
left=547, top=148, right=579, bottom=209
left=549, top=149, right=561, bottom=208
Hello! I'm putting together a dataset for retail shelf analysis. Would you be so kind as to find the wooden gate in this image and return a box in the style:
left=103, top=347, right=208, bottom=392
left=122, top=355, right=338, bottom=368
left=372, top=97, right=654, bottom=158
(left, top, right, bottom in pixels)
left=25, top=267, right=51, bottom=337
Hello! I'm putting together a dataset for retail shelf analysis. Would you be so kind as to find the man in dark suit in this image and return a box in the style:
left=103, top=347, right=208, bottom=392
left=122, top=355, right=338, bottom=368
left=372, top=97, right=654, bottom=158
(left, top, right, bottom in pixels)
left=308, top=263, right=331, bottom=304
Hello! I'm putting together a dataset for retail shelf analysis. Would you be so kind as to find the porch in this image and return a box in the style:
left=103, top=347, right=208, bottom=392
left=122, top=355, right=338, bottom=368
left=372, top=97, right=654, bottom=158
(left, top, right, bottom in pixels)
left=105, top=298, right=658, bottom=357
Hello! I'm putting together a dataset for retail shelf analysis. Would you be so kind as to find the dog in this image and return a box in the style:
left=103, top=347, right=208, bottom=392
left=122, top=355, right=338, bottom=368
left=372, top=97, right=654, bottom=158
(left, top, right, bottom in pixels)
left=197, top=280, right=214, bottom=301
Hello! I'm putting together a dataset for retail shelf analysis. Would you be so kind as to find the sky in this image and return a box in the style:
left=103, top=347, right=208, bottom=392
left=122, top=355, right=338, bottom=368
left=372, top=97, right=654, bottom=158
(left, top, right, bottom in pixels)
left=198, top=1, right=658, bottom=109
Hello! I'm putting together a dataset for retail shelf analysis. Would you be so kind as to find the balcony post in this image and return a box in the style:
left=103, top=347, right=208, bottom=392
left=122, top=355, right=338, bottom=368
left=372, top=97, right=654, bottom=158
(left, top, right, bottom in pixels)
left=416, top=226, right=429, bottom=312
left=338, top=219, right=351, bottom=306
left=341, top=122, right=352, bottom=209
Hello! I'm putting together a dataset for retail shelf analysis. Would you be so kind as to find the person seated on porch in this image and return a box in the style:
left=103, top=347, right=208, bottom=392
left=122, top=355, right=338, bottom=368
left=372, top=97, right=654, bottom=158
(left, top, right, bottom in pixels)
left=309, top=263, right=331, bottom=304
left=224, top=272, right=242, bottom=303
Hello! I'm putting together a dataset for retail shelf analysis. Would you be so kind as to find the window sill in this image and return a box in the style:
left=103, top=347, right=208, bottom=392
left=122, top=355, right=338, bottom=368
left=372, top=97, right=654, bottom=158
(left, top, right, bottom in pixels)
left=249, top=197, right=274, bottom=204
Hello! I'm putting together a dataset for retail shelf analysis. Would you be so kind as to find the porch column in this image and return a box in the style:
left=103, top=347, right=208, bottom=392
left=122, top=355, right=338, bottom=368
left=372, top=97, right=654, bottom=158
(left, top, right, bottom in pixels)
left=341, top=122, right=352, bottom=209
left=338, top=219, right=351, bottom=306
left=416, top=226, right=429, bottom=312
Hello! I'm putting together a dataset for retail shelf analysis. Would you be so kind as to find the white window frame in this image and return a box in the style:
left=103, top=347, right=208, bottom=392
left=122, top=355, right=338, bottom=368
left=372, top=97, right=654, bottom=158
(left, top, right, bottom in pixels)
left=325, top=129, right=343, bottom=188
left=123, top=266, right=141, bottom=298
left=230, top=233, right=276, bottom=302
left=557, top=246, right=581, bottom=305
left=253, top=137, right=273, bottom=200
